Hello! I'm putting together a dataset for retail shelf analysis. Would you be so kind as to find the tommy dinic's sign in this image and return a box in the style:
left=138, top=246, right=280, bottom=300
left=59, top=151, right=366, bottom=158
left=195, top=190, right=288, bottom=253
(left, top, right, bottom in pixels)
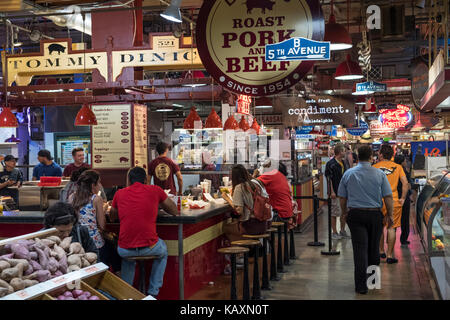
left=2, top=34, right=203, bottom=86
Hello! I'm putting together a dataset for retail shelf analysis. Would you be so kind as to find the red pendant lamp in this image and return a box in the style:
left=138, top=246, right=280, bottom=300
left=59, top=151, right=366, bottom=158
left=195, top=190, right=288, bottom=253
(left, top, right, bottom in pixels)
left=183, top=106, right=203, bottom=130
left=239, top=115, right=250, bottom=131
left=0, top=106, right=18, bottom=127
left=75, top=103, right=97, bottom=126
left=204, top=109, right=222, bottom=128
left=250, top=118, right=260, bottom=134
left=335, top=54, right=364, bottom=80
left=223, top=114, right=239, bottom=130
left=324, top=0, right=352, bottom=51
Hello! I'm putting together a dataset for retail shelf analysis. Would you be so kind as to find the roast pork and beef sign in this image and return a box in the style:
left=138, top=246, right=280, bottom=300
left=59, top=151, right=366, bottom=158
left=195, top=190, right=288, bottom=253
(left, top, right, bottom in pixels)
left=195, top=0, right=324, bottom=96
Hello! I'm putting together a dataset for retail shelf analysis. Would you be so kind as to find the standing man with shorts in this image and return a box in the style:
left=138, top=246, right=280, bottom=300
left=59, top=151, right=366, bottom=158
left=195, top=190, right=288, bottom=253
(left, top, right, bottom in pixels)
left=325, top=144, right=350, bottom=239
left=373, top=144, right=408, bottom=264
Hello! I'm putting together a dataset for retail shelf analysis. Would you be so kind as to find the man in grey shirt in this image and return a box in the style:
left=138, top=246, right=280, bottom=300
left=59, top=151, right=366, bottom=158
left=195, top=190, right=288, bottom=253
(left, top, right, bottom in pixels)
left=338, top=145, right=394, bottom=294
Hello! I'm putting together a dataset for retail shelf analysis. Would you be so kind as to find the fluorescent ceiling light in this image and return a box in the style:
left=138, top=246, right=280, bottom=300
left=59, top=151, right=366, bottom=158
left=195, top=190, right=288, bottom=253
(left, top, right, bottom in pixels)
left=335, top=74, right=364, bottom=80
left=35, top=89, right=63, bottom=93
left=255, top=105, right=272, bottom=109
left=182, top=83, right=207, bottom=88
left=156, top=108, right=173, bottom=112
left=330, top=43, right=353, bottom=51
left=172, top=103, right=184, bottom=108
left=352, top=90, right=374, bottom=95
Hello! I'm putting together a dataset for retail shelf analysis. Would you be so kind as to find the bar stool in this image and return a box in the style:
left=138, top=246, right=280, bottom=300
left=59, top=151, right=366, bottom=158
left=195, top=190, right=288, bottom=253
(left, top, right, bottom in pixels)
left=271, top=221, right=287, bottom=273
left=231, top=239, right=262, bottom=300
left=242, top=233, right=271, bottom=291
left=126, top=256, right=158, bottom=294
left=267, top=227, right=281, bottom=281
left=217, top=246, right=250, bottom=300
left=289, top=224, right=298, bottom=260
left=282, top=220, right=291, bottom=266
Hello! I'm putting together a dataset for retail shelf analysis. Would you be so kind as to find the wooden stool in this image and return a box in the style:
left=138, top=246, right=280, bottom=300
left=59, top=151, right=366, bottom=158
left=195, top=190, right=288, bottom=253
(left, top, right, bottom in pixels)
left=289, top=226, right=297, bottom=260
left=282, top=220, right=290, bottom=266
left=243, top=234, right=271, bottom=291
left=231, top=239, right=262, bottom=300
left=126, top=256, right=158, bottom=294
left=271, top=221, right=287, bottom=273
left=267, top=227, right=281, bottom=281
left=217, top=246, right=250, bottom=300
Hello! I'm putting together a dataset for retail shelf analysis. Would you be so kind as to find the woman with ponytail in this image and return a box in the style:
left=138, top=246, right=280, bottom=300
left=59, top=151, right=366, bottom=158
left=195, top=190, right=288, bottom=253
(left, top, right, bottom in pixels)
left=69, top=170, right=107, bottom=262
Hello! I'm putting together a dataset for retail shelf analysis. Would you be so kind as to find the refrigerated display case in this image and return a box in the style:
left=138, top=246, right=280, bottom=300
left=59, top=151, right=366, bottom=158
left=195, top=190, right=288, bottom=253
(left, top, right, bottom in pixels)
left=416, top=171, right=450, bottom=299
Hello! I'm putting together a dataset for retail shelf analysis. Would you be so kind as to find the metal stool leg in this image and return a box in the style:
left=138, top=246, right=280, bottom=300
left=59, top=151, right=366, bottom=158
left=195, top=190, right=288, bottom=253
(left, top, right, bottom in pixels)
left=277, top=226, right=286, bottom=273
left=251, top=245, right=262, bottom=300
left=270, top=231, right=280, bottom=281
left=243, top=252, right=250, bottom=300
left=261, top=238, right=271, bottom=290
left=283, top=223, right=290, bottom=266
left=230, top=254, right=237, bottom=300
left=139, top=261, right=146, bottom=294
left=289, top=228, right=297, bottom=259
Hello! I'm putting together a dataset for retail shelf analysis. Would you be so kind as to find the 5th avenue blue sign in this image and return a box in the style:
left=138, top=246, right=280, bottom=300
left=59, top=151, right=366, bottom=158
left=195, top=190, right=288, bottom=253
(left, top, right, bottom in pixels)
left=266, top=38, right=330, bottom=62
left=354, top=81, right=387, bottom=95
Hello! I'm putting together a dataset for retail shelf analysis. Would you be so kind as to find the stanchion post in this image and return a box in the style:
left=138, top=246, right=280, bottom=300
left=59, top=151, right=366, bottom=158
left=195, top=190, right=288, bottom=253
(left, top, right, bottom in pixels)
left=308, top=195, right=325, bottom=247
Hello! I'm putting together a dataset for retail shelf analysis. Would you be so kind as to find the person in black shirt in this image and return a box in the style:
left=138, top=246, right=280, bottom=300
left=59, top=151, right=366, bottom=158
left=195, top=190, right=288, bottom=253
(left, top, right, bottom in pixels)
left=0, top=155, right=23, bottom=207
left=325, top=144, right=350, bottom=239
left=394, top=154, right=412, bottom=245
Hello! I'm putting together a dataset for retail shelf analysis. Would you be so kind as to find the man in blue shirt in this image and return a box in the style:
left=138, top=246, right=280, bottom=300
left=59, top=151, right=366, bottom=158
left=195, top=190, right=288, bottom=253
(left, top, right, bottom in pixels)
left=32, top=149, right=63, bottom=180
left=338, top=145, right=394, bottom=295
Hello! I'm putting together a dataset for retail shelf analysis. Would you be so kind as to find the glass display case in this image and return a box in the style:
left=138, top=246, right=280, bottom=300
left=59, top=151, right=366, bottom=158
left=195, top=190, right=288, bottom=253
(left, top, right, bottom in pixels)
left=416, top=171, right=450, bottom=299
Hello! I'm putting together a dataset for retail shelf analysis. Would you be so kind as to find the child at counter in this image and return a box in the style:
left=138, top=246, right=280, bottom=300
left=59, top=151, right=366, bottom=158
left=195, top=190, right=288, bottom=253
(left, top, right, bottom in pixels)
left=43, top=202, right=98, bottom=255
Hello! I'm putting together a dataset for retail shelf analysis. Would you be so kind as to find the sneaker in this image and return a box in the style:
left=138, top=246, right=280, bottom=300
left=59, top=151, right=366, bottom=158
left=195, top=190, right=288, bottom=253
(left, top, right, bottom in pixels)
left=332, top=233, right=342, bottom=240
left=380, top=253, right=387, bottom=259
left=339, top=230, right=351, bottom=238
left=386, top=257, right=398, bottom=264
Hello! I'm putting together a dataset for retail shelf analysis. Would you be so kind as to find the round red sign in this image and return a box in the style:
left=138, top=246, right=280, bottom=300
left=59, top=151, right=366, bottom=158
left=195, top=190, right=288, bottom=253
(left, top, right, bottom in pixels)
left=196, top=0, right=324, bottom=96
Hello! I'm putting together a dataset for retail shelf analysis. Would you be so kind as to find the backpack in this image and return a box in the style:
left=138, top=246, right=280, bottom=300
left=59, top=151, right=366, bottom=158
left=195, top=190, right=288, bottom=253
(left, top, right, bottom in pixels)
left=244, top=180, right=272, bottom=222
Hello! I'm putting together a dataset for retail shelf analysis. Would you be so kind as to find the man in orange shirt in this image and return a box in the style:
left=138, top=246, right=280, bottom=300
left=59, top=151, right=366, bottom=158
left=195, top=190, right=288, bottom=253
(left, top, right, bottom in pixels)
left=373, top=144, right=408, bottom=264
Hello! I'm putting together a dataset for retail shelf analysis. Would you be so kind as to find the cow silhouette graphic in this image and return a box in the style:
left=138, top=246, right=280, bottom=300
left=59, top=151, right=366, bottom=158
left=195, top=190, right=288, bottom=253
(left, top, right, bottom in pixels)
left=48, top=44, right=66, bottom=55
left=119, top=157, right=129, bottom=163
left=245, top=0, right=275, bottom=14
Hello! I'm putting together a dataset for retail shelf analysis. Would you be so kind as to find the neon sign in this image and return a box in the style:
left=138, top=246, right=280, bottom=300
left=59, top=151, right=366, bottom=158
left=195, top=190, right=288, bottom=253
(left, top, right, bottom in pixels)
left=379, top=104, right=412, bottom=129
left=237, top=95, right=252, bottom=115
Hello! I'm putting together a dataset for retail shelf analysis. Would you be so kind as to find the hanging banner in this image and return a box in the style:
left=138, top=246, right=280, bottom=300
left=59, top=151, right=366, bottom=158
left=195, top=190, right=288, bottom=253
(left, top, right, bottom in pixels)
left=411, top=141, right=447, bottom=162
left=236, top=95, right=252, bottom=115
left=296, top=126, right=314, bottom=134
left=353, top=81, right=386, bottom=95
left=195, top=0, right=325, bottom=96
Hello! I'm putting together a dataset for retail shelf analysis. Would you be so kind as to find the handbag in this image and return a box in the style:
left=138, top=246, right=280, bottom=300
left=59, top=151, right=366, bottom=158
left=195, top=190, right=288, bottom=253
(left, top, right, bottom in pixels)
left=244, top=180, right=272, bottom=222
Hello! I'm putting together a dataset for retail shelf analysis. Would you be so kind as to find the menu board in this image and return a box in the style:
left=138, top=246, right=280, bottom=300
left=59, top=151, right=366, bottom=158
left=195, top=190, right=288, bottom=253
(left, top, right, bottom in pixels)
left=91, top=104, right=132, bottom=169
left=133, top=104, right=148, bottom=172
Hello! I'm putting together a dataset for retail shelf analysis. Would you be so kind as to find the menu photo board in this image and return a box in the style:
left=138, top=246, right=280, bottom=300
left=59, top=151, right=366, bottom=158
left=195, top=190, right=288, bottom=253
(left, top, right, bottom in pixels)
left=133, top=104, right=148, bottom=172
left=91, top=104, right=132, bottom=169
left=54, top=133, right=91, bottom=166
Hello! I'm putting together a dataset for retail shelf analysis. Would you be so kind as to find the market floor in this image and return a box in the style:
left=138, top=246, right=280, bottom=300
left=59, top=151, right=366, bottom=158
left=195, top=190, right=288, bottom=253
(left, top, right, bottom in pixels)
left=189, top=204, right=439, bottom=300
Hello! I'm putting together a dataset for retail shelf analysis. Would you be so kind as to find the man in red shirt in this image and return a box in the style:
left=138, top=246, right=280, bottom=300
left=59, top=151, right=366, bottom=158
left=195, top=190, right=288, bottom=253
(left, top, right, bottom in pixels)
left=149, top=142, right=183, bottom=196
left=63, top=147, right=91, bottom=178
left=257, top=163, right=293, bottom=220
left=110, top=167, right=178, bottom=297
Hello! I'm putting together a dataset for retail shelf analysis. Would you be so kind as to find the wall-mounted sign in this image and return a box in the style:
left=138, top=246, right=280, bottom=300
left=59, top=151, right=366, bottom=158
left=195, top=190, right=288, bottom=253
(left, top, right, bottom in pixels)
left=236, top=95, right=252, bottom=115
left=378, top=104, right=412, bottom=128
left=369, top=120, right=395, bottom=136
left=346, top=120, right=369, bottom=136
left=195, top=0, right=325, bottom=96
left=91, top=104, right=132, bottom=169
left=296, top=126, right=314, bottom=134
left=266, top=37, right=330, bottom=61
left=3, top=35, right=202, bottom=86
left=255, top=114, right=283, bottom=125
left=353, top=81, right=386, bottom=95
left=133, top=104, right=148, bottom=172
left=283, top=96, right=355, bottom=126
left=411, top=141, right=447, bottom=162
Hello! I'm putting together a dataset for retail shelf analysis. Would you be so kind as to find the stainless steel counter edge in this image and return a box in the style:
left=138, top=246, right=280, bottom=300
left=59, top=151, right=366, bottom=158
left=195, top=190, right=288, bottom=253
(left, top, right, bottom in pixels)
left=0, top=203, right=233, bottom=225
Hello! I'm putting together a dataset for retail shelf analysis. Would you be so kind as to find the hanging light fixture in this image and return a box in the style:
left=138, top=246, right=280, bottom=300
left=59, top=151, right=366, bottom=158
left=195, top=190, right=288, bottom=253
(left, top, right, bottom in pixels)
left=182, top=70, right=207, bottom=88
left=223, top=114, right=239, bottom=130
left=323, top=0, right=352, bottom=51
left=250, top=118, right=261, bottom=134
left=239, top=115, right=250, bottom=131
left=183, top=106, right=202, bottom=130
left=0, top=106, right=18, bottom=127
left=205, top=109, right=222, bottom=128
left=160, top=0, right=182, bottom=23
left=75, top=103, right=97, bottom=126
left=335, top=54, right=364, bottom=80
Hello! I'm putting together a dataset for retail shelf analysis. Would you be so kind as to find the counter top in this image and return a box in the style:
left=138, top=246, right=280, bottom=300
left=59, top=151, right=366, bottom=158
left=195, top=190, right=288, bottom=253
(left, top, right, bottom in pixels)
left=0, top=203, right=232, bottom=225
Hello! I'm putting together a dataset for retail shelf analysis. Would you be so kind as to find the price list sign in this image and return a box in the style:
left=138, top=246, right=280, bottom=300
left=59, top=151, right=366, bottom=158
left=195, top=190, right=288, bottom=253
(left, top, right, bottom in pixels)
left=133, top=104, right=148, bottom=172
left=91, top=104, right=132, bottom=169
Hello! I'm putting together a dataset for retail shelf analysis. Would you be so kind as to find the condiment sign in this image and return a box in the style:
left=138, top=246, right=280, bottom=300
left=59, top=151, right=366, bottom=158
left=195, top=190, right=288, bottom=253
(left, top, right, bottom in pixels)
left=196, top=0, right=324, bottom=96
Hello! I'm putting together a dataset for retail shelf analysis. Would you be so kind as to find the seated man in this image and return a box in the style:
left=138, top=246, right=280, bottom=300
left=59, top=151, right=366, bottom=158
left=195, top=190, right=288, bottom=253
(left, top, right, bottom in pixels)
left=0, top=155, right=23, bottom=207
left=109, top=167, right=178, bottom=297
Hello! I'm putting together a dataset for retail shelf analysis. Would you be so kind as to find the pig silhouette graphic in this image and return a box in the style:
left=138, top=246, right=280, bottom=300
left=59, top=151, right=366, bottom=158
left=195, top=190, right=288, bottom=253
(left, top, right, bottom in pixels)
left=48, top=44, right=66, bottom=55
left=245, top=0, right=275, bottom=14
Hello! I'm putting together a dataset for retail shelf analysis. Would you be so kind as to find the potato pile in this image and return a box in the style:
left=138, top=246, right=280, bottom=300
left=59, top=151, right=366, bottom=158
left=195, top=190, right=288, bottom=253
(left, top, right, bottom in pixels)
left=0, top=236, right=97, bottom=297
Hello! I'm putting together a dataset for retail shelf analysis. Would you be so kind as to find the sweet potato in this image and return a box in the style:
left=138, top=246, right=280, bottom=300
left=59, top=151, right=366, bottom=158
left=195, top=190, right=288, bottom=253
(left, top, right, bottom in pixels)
left=53, top=245, right=66, bottom=261
left=30, top=260, right=42, bottom=271
left=67, top=265, right=80, bottom=272
left=23, top=279, right=38, bottom=288
left=67, top=254, right=82, bottom=268
left=81, top=257, right=90, bottom=268
left=3, top=259, right=29, bottom=269
left=33, top=239, right=46, bottom=250
left=45, top=236, right=61, bottom=245
left=60, top=237, right=72, bottom=251
left=0, top=279, right=14, bottom=294
left=84, top=252, right=97, bottom=264
left=0, top=287, right=9, bottom=297
left=0, top=253, right=14, bottom=260
left=0, top=261, right=10, bottom=272
left=34, top=247, right=48, bottom=270
left=10, top=278, right=25, bottom=291
left=24, top=270, right=50, bottom=282
left=68, top=242, right=82, bottom=255
left=2, top=244, right=12, bottom=253
left=47, top=257, right=59, bottom=273
left=29, top=252, right=38, bottom=260
left=54, top=270, right=63, bottom=277
left=41, top=239, right=56, bottom=248
left=11, top=243, right=30, bottom=260
left=58, top=254, right=68, bottom=274
left=24, top=263, right=34, bottom=276
left=1, top=263, right=24, bottom=282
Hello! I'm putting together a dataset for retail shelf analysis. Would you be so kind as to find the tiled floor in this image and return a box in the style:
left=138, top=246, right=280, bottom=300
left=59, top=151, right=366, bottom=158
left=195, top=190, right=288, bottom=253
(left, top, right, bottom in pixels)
left=189, top=205, right=439, bottom=300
